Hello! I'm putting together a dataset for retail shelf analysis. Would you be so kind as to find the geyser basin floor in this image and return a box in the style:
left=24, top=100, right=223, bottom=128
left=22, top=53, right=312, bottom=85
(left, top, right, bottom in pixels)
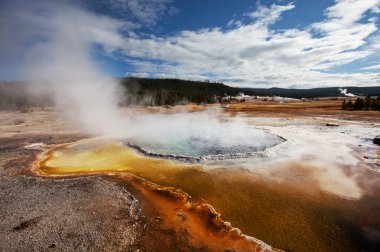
left=35, top=117, right=380, bottom=252
left=2, top=101, right=380, bottom=251
left=36, top=141, right=277, bottom=251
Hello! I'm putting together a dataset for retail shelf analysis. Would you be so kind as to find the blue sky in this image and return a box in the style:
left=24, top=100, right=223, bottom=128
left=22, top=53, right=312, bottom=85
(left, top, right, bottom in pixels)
left=1, top=0, right=380, bottom=87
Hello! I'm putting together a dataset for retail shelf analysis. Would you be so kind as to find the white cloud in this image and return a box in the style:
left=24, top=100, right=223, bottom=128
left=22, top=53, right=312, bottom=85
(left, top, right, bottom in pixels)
left=117, top=1, right=380, bottom=87
left=248, top=2, right=295, bottom=26
left=313, top=0, right=380, bottom=32
left=1, top=0, right=379, bottom=88
left=362, top=63, right=380, bottom=70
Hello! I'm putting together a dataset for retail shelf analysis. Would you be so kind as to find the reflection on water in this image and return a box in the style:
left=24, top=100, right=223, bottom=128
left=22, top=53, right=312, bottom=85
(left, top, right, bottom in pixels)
left=38, top=141, right=380, bottom=252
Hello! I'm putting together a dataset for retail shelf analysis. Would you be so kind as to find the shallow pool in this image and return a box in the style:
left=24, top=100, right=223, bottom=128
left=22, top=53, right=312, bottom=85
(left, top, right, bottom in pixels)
left=127, top=123, right=283, bottom=157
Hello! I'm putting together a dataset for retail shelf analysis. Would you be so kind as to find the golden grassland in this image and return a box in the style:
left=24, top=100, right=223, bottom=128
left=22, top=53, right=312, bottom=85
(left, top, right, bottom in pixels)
left=226, top=99, right=380, bottom=121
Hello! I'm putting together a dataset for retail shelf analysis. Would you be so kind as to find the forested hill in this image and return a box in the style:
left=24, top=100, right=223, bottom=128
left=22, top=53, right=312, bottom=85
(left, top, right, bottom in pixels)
left=120, top=78, right=380, bottom=104
left=119, top=78, right=241, bottom=105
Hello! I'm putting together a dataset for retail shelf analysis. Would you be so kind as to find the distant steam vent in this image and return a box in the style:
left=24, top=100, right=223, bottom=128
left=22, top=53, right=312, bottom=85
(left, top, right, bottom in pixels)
left=338, top=88, right=355, bottom=97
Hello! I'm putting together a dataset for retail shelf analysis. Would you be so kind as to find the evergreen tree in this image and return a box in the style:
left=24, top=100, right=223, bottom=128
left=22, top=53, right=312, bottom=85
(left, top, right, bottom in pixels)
left=342, top=96, right=380, bottom=111
left=364, top=95, right=371, bottom=110
left=341, top=99, right=347, bottom=110
left=346, top=100, right=354, bottom=110
left=353, top=98, right=364, bottom=110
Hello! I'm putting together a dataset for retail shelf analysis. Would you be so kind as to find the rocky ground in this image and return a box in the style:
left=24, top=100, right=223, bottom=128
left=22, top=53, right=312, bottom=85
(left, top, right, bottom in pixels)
left=0, top=110, right=197, bottom=251
left=0, top=131, right=144, bottom=251
left=0, top=108, right=278, bottom=252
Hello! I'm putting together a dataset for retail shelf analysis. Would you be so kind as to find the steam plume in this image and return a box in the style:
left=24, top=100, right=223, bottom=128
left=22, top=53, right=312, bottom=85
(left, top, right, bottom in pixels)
left=338, top=88, right=355, bottom=97
left=0, top=0, right=127, bottom=135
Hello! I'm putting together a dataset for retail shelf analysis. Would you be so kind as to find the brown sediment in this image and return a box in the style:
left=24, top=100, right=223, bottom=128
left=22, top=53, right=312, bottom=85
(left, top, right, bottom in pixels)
left=31, top=141, right=280, bottom=252
left=116, top=173, right=278, bottom=251
left=145, top=165, right=380, bottom=252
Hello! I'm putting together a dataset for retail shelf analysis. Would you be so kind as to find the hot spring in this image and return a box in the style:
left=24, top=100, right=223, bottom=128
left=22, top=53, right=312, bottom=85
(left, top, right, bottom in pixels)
left=124, top=111, right=284, bottom=160
left=36, top=116, right=286, bottom=250
left=127, top=125, right=283, bottom=159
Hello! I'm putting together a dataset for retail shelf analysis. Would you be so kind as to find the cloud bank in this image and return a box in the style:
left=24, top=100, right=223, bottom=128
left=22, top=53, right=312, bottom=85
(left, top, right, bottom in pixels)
left=1, top=0, right=380, bottom=88
left=120, top=0, right=380, bottom=88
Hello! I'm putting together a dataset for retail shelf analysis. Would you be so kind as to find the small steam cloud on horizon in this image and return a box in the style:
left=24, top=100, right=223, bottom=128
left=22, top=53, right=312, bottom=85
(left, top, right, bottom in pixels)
left=338, top=88, right=356, bottom=97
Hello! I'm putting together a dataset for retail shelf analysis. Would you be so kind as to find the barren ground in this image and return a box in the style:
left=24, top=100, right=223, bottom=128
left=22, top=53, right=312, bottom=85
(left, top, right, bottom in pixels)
left=0, top=99, right=379, bottom=251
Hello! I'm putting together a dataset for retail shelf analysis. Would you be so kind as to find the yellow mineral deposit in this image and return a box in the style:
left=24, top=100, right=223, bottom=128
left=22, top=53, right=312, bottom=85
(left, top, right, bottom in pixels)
left=34, top=138, right=379, bottom=252
left=39, top=142, right=200, bottom=176
left=35, top=140, right=279, bottom=251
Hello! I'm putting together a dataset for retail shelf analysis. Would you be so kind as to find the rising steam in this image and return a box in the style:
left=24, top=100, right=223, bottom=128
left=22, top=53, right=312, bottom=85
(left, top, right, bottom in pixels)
left=0, top=0, right=283, bottom=145
left=338, top=88, right=355, bottom=97
left=0, top=0, right=127, bottom=135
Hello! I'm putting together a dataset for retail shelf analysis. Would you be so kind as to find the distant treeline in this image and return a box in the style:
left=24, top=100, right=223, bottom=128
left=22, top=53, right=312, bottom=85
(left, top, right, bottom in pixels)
left=342, top=96, right=380, bottom=111
left=1, top=78, right=380, bottom=110
left=119, top=78, right=241, bottom=106
left=120, top=78, right=380, bottom=105
left=242, top=86, right=380, bottom=99
left=0, top=81, right=53, bottom=110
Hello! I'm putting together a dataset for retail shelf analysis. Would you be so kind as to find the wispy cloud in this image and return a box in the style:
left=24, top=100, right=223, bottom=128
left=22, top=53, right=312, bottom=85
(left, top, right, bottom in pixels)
left=248, top=2, right=295, bottom=26
left=312, top=0, right=380, bottom=32
left=362, top=63, right=380, bottom=70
